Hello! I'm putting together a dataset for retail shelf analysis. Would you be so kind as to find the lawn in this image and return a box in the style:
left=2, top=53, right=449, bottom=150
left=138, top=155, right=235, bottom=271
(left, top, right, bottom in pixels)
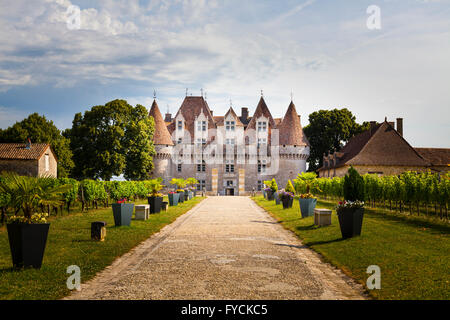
left=0, top=196, right=204, bottom=300
left=252, top=196, right=450, bottom=300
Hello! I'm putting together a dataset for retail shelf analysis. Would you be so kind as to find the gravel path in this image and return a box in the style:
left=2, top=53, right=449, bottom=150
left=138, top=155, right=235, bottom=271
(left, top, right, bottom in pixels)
left=66, top=196, right=366, bottom=300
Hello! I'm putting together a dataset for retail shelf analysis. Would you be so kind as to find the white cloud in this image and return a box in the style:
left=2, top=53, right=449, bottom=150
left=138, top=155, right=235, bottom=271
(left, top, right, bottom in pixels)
left=0, top=0, right=449, bottom=147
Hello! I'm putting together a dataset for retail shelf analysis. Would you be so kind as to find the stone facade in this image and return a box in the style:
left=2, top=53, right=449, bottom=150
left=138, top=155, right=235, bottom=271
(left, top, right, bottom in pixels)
left=149, top=96, right=310, bottom=195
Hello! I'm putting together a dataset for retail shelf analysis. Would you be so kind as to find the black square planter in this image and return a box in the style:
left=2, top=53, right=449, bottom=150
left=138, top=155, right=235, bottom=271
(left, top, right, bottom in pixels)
left=7, top=223, right=50, bottom=269
left=337, top=208, right=365, bottom=238
left=148, top=196, right=163, bottom=214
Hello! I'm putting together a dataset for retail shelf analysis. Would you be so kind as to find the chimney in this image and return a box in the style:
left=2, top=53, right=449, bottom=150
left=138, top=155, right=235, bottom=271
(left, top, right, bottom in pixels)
left=241, top=107, right=248, bottom=121
left=396, top=118, right=403, bottom=136
left=164, top=113, right=172, bottom=123
left=210, top=110, right=213, bottom=117
left=298, top=115, right=301, bottom=123
left=25, top=138, right=31, bottom=149
left=369, top=121, right=377, bottom=136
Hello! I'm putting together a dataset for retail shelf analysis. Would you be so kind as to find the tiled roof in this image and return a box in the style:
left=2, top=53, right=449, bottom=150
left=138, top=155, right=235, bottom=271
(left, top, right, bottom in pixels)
left=278, top=101, right=309, bottom=146
left=245, top=97, right=276, bottom=131
left=0, top=143, right=51, bottom=160
left=167, top=96, right=216, bottom=138
left=149, top=99, right=174, bottom=145
left=213, top=116, right=224, bottom=124
left=415, top=148, right=450, bottom=166
left=318, top=121, right=430, bottom=171
left=218, top=107, right=244, bottom=127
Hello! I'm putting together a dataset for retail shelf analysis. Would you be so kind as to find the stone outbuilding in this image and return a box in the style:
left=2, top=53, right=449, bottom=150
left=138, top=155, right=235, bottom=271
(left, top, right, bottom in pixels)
left=0, top=142, right=58, bottom=177
left=317, top=118, right=449, bottom=177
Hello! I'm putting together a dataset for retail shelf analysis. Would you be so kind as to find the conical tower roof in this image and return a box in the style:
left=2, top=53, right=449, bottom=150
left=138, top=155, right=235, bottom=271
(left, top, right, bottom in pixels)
left=279, top=101, right=309, bottom=146
left=245, top=97, right=276, bottom=131
left=149, top=99, right=174, bottom=145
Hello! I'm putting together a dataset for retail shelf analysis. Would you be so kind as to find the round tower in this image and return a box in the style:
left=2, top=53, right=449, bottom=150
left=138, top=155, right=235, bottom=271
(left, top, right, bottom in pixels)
left=277, top=100, right=310, bottom=187
left=149, top=99, right=174, bottom=183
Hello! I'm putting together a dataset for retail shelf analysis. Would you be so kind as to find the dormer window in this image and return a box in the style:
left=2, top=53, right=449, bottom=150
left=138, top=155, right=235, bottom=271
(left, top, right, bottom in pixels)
left=257, top=121, right=267, bottom=132
left=177, top=121, right=183, bottom=130
left=226, top=121, right=235, bottom=131
left=197, top=120, right=206, bottom=132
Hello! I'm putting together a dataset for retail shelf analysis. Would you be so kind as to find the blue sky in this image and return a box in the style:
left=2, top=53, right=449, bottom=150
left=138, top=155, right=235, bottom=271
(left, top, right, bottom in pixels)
left=0, top=0, right=449, bottom=147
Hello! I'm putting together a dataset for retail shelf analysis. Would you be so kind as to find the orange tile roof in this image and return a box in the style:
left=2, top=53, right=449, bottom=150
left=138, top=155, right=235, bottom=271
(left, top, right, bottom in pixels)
left=149, top=99, right=174, bottom=145
left=0, top=143, right=51, bottom=160
left=278, top=101, right=309, bottom=146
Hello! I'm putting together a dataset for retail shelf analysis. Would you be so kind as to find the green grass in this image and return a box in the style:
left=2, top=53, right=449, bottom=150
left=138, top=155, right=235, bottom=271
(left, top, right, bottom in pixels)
left=0, top=196, right=203, bottom=300
left=252, top=196, right=450, bottom=300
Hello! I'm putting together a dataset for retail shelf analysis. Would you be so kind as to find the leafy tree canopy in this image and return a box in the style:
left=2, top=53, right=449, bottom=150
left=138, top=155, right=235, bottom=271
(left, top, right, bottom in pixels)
left=0, top=113, right=74, bottom=177
left=67, top=99, right=156, bottom=181
left=303, top=108, right=370, bottom=172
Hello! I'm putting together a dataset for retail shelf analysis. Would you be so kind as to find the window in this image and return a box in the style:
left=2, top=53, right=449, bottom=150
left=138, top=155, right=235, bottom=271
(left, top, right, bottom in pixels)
left=257, top=121, right=267, bottom=132
left=226, top=121, right=235, bottom=131
left=196, top=138, right=206, bottom=146
left=177, top=138, right=182, bottom=145
left=225, top=164, right=234, bottom=173
left=226, top=138, right=235, bottom=145
left=197, top=160, right=206, bottom=172
left=197, top=120, right=206, bottom=131
left=177, top=163, right=182, bottom=172
left=258, top=160, right=266, bottom=173
left=226, top=180, right=233, bottom=187
left=177, top=120, right=183, bottom=130
left=44, top=154, right=49, bottom=171
left=257, top=180, right=262, bottom=191
left=257, top=138, right=266, bottom=148
left=197, top=180, right=206, bottom=191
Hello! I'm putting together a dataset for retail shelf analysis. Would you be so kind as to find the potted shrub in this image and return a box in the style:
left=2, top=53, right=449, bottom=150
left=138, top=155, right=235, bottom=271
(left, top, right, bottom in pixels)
left=264, top=179, right=278, bottom=200
left=279, top=190, right=294, bottom=209
left=336, top=167, right=365, bottom=238
left=294, top=172, right=318, bottom=218
left=297, top=193, right=317, bottom=218
left=274, top=191, right=281, bottom=205
left=186, top=178, right=198, bottom=198
left=171, top=178, right=186, bottom=203
left=0, top=172, right=71, bottom=269
left=147, top=178, right=164, bottom=214
left=284, top=180, right=295, bottom=208
left=168, top=191, right=180, bottom=206
left=112, top=198, right=134, bottom=226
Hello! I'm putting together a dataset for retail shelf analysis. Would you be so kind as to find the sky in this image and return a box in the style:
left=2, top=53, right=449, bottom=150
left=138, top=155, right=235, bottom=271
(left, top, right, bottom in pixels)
left=0, top=0, right=449, bottom=148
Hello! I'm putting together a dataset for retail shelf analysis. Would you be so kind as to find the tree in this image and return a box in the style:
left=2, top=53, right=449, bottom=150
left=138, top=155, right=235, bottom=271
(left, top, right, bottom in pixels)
left=343, top=166, right=365, bottom=201
left=303, top=108, right=370, bottom=171
left=0, top=113, right=74, bottom=177
left=124, top=105, right=156, bottom=180
left=0, top=172, right=71, bottom=220
left=67, top=100, right=156, bottom=181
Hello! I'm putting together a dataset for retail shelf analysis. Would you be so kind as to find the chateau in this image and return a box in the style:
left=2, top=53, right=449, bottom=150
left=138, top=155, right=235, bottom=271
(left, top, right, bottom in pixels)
left=149, top=95, right=310, bottom=195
